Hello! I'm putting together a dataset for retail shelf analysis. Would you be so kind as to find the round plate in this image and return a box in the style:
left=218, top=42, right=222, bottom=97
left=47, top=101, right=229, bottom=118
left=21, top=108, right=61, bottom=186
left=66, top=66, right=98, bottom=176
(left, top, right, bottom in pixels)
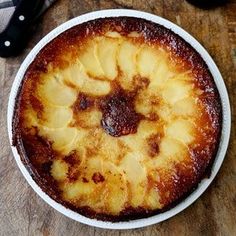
left=7, top=9, right=231, bottom=229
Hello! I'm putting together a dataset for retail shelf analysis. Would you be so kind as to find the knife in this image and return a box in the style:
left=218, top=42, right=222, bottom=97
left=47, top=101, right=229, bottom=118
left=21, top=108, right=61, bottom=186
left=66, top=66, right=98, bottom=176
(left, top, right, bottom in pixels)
left=0, top=0, right=56, bottom=58
left=0, top=0, right=19, bottom=34
left=0, top=0, right=19, bottom=8
left=186, top=0, right=228, bottom=9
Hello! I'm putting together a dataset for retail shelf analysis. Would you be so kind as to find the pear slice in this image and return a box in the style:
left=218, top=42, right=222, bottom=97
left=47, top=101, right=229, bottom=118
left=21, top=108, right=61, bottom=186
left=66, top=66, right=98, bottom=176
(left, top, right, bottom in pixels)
left=145, top=187, right=162, bottom=210
left=105, top=31, right=122, bottom=38
left=81, top=76, right=111, bottom=96
left=62, top=62, right=110, bottom=96
left=40, top=106, right=73, bottom=128
left=100, top=162, right=128, bottom=214
left=23, top=108, right=39, bottom=128
left=97, top=133, right=129, bottom=164
left=172, top=97, right=198, bottom=117
left=39, top=126, right=77, bottom=153
left=117, top=40, right=140, bottom=88
left=61, top=156, right=127, bottom=213
left=38, top=75, right=77, bottom=107
left=137, top=46, right=157, bottom=77
left=119, top=152, right=147, bottom=207
left=149, top=51, right=175, bottom=88
left=61, top=158, right=103, bottom=202
left=160, top=137, right=188, bottom=162
left=97, top=37, right=118, bottom=80
left=63, top=181, right=95, bottom=201
left=165, top=119, right=195, bottom=144
left=62, top=159, right=128, bottom=214
left=78, top=40, right=104, bottom=78
left=120, top=120, right=159, bottom=159
left=51, top=159, right=68, bottom=182
left=60, top=161, right=99, bottom=204
left=135, top=89, right=160, bottom=116
left=172, top=71, right=193, bottom=81
left=145, top=153, right=170, bottom=171
left=162, top=80, right=193, bottom=105
left=157, top=103, right=172, bottom=122
left=137, top=120, right=160, bottom=139
left=74, top=110, right=102, bottom=129
left=60, top=62, right=84, bottom=88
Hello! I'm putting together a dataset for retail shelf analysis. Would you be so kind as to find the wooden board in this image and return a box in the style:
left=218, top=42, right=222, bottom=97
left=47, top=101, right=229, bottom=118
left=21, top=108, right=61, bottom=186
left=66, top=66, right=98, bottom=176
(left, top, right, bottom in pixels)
left=0, top=0, right=235, bottom=235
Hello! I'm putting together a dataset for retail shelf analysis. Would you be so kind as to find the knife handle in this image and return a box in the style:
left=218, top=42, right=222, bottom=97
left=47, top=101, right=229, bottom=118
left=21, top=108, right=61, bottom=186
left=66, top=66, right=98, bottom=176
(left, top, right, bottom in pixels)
left=0, top=0, right=45, bottom=58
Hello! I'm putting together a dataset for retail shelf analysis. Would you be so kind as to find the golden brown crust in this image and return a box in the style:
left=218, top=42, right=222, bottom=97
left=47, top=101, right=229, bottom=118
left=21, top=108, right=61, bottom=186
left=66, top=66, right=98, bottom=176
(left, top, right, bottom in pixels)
left=13, top=17, right=222, bottom=221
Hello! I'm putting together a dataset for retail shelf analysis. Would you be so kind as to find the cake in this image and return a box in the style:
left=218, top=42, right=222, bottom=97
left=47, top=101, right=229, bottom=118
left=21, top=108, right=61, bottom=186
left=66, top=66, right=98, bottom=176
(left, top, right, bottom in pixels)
left=12, top=17, right=222, bottom=221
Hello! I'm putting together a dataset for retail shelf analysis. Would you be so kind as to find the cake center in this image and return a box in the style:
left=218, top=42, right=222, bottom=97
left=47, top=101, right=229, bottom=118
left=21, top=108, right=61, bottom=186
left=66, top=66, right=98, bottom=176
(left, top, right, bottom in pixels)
left=100, top=88, right=142, bottom=137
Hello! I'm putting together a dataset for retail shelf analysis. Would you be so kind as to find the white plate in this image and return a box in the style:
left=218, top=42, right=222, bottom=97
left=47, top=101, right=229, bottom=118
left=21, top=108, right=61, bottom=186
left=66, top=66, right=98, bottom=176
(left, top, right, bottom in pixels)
left=7, top=9, right=231, bottom=229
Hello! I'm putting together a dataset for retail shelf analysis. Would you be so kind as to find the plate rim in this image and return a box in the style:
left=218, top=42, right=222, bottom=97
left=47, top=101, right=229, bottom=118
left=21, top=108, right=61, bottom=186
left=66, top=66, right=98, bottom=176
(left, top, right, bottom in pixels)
left=7, top=9, right=231, bottom=230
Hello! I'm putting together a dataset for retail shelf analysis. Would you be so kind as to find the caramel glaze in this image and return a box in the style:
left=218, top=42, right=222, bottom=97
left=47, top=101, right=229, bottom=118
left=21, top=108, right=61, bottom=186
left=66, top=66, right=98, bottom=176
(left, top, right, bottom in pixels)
left=72, top=79, right=150, bottom=137
left=100, top=85, right=142, bottom=137
left=12, top=17, right=222, bottom=221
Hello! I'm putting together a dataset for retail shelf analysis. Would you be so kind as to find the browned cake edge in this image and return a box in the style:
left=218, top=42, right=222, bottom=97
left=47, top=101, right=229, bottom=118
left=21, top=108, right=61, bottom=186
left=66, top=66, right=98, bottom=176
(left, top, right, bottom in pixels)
left=12, top=17, right=222, bottom=222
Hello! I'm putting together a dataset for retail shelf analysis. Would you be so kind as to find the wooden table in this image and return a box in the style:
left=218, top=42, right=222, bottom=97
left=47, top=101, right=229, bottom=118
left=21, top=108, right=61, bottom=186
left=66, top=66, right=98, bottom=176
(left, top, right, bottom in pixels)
left=0, top=0, right=235, bottom=235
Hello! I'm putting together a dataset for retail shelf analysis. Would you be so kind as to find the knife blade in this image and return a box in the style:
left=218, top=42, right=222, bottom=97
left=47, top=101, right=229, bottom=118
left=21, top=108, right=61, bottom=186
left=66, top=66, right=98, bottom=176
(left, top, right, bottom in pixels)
left=0, top=0, right=19, bottom=33
left=0, top=0, right=18, bottom=9
left=0, top=0, right=56, bottom=58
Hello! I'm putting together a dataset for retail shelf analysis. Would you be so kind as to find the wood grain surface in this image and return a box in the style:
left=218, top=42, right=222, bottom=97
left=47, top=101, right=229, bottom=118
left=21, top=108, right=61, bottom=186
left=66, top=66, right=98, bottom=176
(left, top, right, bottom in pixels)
left=0, top=0, right=236, bottom=235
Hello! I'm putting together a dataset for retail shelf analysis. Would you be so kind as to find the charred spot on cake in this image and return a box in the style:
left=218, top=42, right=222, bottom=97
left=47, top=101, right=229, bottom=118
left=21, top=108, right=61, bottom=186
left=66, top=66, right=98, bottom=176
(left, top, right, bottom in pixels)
left=82, top=177, right=89, bottom=183
left=64, top=151, right=82, bottom=182
left=147, top=175, right=156, bottom=188
left=67, top=166, right=80, bottom=182
left=20, top=132, right=57, bottom=177
left=65, top=151, right=82, bottom=181
left=71, top=93, right=100, bottom=128
left=147, top=134, right=161, bottom=158
left=92, top=172, right=105, bottom=184
left=100, top=86, right=143, bottom=137
left=64, top=151, right=81, bottom=166
left=41, top=161, right=53, bottom=173
left=22, top=132, right=55, bottom=163
left=72, top=93, right=95, bottom=112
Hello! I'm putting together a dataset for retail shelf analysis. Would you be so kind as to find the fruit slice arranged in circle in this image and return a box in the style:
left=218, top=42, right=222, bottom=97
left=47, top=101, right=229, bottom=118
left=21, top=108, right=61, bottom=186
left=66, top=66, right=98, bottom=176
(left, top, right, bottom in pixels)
left=96, top=37, right=119, bottom=80
left=40, top=106, right=73, bottom=128
left=165, top=119, right=195, bottom=144
left=119, top=152, right=147, bottom=207
left=162, top=80, right=193, bottom=105
left=38, top=75, right=77, bottom=106
left=39, top=126, right=77, bottom=154
left=79, top=40, right=104, bottom=78
left=101, top=161, right=128, bottom=214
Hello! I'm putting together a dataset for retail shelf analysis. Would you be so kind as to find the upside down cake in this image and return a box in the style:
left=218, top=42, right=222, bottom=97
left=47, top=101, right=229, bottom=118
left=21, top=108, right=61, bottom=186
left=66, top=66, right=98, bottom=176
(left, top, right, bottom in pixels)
left=13, top=17, right=222, bottom=221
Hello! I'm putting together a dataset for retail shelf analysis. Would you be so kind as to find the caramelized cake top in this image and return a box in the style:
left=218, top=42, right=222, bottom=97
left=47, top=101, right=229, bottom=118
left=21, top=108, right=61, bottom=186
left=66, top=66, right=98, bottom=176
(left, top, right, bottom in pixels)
left=13, top=17, right=222, bottom=221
